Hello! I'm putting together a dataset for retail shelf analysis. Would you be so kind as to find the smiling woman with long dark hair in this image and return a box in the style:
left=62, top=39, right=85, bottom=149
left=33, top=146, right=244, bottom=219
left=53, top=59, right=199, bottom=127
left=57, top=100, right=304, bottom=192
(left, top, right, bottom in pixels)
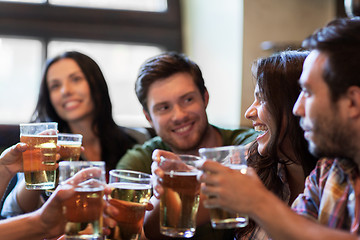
left=2, top=51, right=149, bottom=218
left=212, top=50, right=318, bottom=239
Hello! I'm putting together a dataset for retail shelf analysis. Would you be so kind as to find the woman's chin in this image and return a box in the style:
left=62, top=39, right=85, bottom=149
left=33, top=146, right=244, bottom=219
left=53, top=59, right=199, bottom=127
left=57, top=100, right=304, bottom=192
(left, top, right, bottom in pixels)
left=257, top=145, right=268, bottom=156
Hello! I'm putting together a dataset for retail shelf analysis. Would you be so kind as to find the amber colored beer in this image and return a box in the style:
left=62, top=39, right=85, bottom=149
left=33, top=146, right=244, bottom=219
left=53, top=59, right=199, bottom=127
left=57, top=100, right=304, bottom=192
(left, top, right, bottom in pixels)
left=209, top=164, right=248, bottom=229
left=107, top=182, right=151, bottom=240
left=46, top=141, right=81, bottom=195
left=59, top=144, right=81, bottom=161
left=21, top=135, right=57, bottom=189
left=63, top=186, right=104, bottom=239
left=160, top=172, right=200, bottom=238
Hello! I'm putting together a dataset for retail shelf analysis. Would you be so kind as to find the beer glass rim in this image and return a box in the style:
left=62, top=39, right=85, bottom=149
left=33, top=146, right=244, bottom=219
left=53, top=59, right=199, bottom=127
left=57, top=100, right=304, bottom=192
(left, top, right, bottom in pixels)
left=109, top=169, right=151, bottom=180
left=159, top=155, right=202, bottom=173
left=20, top=122, right=58, bottom=127
left=59, top=161, right=105, bottom=167
left=58, top=133, right=83, bottom=139
left=160, top=154, right=201, bottom=162
left=199, top=145, right=245, bottom=154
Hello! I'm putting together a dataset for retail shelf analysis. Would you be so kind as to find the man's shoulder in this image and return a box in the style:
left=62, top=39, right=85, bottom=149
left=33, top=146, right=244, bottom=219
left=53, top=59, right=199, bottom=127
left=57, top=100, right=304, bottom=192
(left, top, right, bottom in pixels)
left=116, top=136, right=170, bottom=173
left=314, top=158, right=349, bottom=174
left=121, top=136, right=168, bottom=158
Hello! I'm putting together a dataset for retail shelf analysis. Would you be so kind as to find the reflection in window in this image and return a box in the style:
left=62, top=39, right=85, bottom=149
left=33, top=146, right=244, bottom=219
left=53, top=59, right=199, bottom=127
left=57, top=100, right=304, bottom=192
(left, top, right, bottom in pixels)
left=0, top=37, right=43, bottom=124
left=48, top=40, right=164, bottom=127
left=49, top=0, right=167, bottom=12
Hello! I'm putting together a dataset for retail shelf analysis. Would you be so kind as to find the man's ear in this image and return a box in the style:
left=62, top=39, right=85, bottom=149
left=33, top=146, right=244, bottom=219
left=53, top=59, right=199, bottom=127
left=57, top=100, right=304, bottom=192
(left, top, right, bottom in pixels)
left=345, top=86, right=360, bottom=119
left=204, top=89, right=209, bottom=108
left=143, top=109, right=154, bottom=127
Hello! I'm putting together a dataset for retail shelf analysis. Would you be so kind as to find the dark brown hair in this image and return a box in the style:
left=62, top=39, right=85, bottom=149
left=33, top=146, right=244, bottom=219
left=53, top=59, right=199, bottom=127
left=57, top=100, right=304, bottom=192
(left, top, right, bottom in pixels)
left=32, top=51, right=136, bottom=171
left=135, top=52, right=207, bottom=112
left=302, top=17, right=360, bottom=102
left=236, top=50, right=318, bottom=238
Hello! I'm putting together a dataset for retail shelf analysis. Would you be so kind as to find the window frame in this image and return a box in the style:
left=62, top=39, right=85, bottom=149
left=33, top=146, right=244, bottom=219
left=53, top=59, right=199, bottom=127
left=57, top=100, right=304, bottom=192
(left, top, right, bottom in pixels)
left=0, top=1, right=182, bottom=51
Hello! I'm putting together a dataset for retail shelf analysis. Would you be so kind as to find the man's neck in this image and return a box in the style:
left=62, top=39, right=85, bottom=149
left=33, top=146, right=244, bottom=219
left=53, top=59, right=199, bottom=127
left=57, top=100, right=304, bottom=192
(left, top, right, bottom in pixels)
left=200, top=124, right=223, bottom=148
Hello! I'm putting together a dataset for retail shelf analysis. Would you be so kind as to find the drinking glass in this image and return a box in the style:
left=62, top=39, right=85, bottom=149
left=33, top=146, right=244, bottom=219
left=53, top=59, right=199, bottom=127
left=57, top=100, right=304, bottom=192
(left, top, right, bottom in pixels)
left=59, top=161, right=106, bottom=240
left=107, top=170, right=152, bottom=240
left=20, top=122, right=58, bottom=190
left=58, top=133, right=83, bottom=161
left=158, top=154, right=202, bottom=238
left=199, top=145, right=248, bottom=229
left=46, top=133, right=83, bottom=195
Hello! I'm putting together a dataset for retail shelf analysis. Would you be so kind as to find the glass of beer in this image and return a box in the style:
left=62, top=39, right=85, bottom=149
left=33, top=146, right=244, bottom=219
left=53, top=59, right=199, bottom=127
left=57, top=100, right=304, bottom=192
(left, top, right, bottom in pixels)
left=107, top=169, right=152, bottom=240
left=158, top=154, right=202, bottom=238
left=46, top=133, right=83, bottom=196
left=59, top=161, right=106, bottom=240
left=20, top=122, right=58, bottom=190
left=58, top=133, right=83, bottom=161
left=199, top=145, right=248, bottom=229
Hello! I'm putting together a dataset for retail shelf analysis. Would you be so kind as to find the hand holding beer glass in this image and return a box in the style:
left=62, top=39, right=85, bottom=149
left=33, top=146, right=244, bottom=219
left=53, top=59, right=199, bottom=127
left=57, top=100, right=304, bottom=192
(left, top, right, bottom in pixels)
left=107, top=169, right=152, bottom=240
left=20, top=122, right=58, bottom=190
left=59, top=161, right=106, bottom=240
left=157, top=154, right=202, bottom=238
left=199, top=145, right=248, bottom=229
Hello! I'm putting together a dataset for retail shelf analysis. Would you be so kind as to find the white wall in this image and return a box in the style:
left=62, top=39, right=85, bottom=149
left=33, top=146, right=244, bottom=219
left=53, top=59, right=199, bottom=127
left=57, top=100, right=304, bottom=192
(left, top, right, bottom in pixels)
left=182, top=0, right=243, bottom=129
left=182, top=0, right=336, bottom=128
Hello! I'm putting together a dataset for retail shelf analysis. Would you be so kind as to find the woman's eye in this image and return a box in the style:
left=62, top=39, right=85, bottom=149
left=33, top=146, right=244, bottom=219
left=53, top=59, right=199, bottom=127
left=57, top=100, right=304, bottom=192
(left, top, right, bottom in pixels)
left=48, top=83, right=60, bottom=91
left=73, top=76, right=83, bottom=82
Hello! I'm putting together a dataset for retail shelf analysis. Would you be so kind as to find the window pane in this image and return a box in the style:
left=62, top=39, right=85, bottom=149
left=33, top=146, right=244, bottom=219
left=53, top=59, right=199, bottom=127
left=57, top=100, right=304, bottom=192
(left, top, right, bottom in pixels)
left=48, top=40, right=164, bottom=127
left=0, top=0, right=45, bottom=3
left=49, top=0, right=167, bottom=12
left=0, top=37, right=43, bottom=124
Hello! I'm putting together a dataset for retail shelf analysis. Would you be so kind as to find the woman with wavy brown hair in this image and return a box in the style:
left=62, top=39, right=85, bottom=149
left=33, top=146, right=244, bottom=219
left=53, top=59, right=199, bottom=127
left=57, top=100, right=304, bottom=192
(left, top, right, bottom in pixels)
left=232, top=50, right=318, bottom=239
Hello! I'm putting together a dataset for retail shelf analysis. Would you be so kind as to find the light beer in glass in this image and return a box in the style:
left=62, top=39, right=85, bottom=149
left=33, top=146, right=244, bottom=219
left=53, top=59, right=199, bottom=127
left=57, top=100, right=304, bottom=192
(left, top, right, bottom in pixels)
left=159, top=155, right=201, bottom=238
left=58, top=133, right=83, bottom=161
left=20, top=122, right=58, bottom=190
left=107, top=170, right=152, bottom=240
left=199, top=145, right=249, bottom=229
left=46, top=133, right=83, bottom=195
left=59, top=161, right=106, bottom=240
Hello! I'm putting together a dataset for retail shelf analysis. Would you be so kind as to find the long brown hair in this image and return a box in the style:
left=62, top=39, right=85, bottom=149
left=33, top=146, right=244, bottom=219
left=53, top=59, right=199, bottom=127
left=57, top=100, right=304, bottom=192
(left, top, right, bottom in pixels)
left=236, top=50, right=318, bottom=238
left=32, top=51, right=137, bottom=171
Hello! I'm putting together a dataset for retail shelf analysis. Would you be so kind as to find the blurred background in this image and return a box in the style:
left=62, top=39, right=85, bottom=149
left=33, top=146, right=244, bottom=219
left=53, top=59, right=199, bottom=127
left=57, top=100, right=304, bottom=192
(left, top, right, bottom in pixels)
left=0, top=0, right=347, bottom=128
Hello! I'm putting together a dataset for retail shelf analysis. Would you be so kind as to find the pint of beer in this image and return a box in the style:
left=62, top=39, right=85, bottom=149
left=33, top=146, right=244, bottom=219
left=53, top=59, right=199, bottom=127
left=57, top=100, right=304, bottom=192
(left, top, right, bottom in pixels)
left=20, top=122, right=58, bottom=190
left=46, top=133, right=83, bottom=195
left=199, top=145, right=248, bottom=229
left=107, top=170, right=152, bottom=240
left=58, top=133, right=83, bottom=161
left=158, top=155, right=202, bottom=238
left=59, top=161, right=106, bottom=240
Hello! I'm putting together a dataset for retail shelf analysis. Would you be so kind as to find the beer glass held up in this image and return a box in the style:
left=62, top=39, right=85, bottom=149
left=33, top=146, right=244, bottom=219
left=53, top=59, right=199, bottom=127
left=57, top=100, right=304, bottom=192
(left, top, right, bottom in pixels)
left=46, top=133, right=83, bottom=196
left=58, top=133, right=83, bottom=161
left=199, top=145, right=248, bottom=229
left=59, top=161, right=106, bottom=240
left=20, top=122, right=58, bottom=190
left=158, top=155, right=202, bottom=238
left=107, top=170, right=152, bottom=240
